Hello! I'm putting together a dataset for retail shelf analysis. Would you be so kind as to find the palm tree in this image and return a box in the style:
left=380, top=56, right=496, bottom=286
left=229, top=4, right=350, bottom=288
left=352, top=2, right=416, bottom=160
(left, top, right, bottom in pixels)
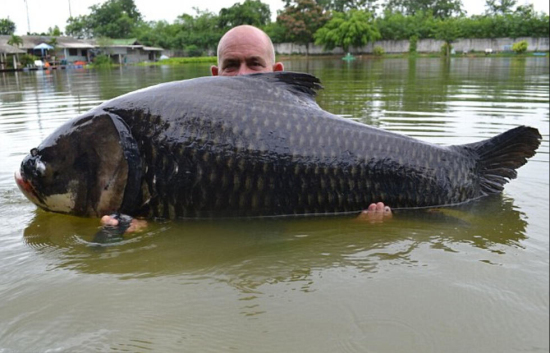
left=7, top=34, right=24, bottom=69
left=7, top=34, right=23, bottom=47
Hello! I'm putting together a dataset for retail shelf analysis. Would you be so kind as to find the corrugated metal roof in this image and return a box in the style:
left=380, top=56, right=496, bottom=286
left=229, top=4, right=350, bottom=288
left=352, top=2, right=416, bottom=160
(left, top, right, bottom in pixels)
left=109, top=38, right=140, bottom=46
left=0, top=35, right=166, bottom=54
left=143, top=46, right=164, bottom=51
left=0, top=37, right=26, bottom=54
left=0, top=35, right=96, bottom=50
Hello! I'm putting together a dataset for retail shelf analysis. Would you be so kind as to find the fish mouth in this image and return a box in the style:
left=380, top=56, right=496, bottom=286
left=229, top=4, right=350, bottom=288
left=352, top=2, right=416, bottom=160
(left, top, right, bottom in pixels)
left=15, top=169, right=43, bottom=205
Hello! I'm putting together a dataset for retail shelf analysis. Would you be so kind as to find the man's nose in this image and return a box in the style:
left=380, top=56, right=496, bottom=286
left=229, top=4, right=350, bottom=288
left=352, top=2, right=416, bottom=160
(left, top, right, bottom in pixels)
left=237, top=63, right=254, bottom=75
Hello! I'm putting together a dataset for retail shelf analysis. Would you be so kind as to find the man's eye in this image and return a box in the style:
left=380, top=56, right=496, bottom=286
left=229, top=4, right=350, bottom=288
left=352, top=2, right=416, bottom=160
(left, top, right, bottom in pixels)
left=223, top=62, right=238, bottom=70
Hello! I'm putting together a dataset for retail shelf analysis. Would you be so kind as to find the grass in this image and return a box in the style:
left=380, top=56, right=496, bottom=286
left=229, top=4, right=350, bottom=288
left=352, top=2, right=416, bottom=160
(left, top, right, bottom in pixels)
left=137, top=56, right=217, bottom=66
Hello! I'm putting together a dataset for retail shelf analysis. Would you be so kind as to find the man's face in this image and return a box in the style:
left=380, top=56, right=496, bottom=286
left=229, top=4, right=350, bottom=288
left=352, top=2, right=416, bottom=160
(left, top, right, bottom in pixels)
left=212, top=27, right=283, bottom=76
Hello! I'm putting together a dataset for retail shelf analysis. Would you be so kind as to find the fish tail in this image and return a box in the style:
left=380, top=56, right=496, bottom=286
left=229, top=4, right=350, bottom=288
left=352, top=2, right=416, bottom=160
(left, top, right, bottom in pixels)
left=461, top=126, right=542, bottom=195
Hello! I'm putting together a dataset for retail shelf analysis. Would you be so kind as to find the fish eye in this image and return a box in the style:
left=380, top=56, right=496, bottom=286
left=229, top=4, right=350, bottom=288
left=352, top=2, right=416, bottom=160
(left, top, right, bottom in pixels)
left=30, top=148, right=39, bottom=157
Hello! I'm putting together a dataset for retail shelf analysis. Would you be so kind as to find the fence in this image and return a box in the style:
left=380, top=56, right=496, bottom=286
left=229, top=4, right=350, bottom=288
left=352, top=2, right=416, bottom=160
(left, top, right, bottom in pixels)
left=274, top=37, right=549, bottom=55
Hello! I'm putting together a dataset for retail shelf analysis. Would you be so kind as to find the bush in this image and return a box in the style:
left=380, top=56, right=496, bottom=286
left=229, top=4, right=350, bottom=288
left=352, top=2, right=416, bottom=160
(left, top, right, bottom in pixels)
left=185, top=45, right=203, bottom=57
left=373, top=46, right=385, bottom=56
left=91, top=54, right=112, bottom=68
left=19, top=54, right=38, bottom=67
left=512, top=40, right=528, bottom=54
left=409, top=35, right=418, bottom=53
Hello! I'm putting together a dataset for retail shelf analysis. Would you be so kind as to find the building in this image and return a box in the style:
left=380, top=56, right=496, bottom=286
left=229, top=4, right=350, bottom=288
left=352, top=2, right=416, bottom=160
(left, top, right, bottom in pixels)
left=98, top=38, right=164, bottom=64
left=0, top=35, right=166, bottom=70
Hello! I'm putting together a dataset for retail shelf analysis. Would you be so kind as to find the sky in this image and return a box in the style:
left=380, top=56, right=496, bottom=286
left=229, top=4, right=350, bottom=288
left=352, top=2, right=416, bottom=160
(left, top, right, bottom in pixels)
left=2, top=0, right=549, bottom=36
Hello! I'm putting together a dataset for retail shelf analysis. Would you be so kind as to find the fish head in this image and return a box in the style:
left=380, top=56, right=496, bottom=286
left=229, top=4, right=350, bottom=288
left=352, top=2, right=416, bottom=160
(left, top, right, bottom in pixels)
left=15, top=113, right=137, bottom=217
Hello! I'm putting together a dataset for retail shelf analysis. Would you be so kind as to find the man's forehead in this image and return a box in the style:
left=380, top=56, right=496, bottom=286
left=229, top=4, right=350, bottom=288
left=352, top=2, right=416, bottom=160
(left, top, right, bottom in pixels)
left=221, top=54, right=266, bottom=63
left=219, top=42, right=271, bottom=62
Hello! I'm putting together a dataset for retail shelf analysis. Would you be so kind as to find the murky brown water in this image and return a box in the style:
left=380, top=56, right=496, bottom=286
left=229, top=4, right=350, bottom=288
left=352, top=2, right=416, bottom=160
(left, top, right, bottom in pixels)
left=0, top=57, right=548, bottom=352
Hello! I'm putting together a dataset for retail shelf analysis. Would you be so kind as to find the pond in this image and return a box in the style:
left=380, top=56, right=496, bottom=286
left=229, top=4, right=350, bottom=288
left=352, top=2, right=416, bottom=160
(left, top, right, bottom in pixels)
left=0, top=57, right=548, bottom=352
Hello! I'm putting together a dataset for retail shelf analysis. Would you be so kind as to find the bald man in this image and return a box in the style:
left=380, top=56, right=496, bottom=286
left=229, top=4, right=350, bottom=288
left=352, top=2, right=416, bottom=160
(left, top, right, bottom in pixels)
left=211, top=25, right=284, bottom=76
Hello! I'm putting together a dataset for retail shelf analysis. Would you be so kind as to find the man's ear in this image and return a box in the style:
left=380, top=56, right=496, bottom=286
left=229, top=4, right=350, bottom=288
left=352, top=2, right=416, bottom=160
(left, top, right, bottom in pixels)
left=211, top=65, right=219, bottom=76
left=273, top=62, right=284, bottom=72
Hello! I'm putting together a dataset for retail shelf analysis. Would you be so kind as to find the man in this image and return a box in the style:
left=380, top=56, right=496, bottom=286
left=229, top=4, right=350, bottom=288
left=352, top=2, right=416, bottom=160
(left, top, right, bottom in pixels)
left=101, top=25, right=390, bottom=235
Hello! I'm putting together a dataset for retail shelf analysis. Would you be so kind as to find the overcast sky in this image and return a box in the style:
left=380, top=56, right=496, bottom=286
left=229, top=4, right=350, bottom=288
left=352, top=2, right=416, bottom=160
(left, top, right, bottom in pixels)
left=2, top=0, right=549, bottom=36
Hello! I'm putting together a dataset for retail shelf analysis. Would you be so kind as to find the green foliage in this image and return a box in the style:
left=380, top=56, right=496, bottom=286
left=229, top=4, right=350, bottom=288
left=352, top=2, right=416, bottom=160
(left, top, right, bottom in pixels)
left=314, top=10, right=380, bottom=53
left=434, top=17, right=461, bottom=45
left=383, top=0, right=464, bottom=19
left=66, top=16, right=93, bottom=39
left=373, top=45, right=385, bottom=55
left=174, top=9, right=223, bottom=54
left=218, top=0, right=271, bottom=28
left=456, top=9, right=549, bottom=39
left=133, top=20, right=179, bottom=49
left=262, top=22, right=289, bottom=43
left=185, top=44, right=203, bottom=57
left=0, top=18, right=16, bottom=35
left=278, top=0, right=329, bottom=48
left=512, top=40, right=528, bottom=53
left=375, top=7, right=548, bottom=41
left=376, top=10, right=437, bottom=40
left=47, top=37, right=58, bottom=49
left=65, top=0, right=142, bottom=39
left=484, top=0, right=517, bottom=16
left=20, top=54, right=38, bottom=66
left=409, top=35, right=418, bottom=52
left=48, top=26, right=63, bottom=36
left=7, top=34, right=23, bottom=47
left=91, top=54, right=113, bottom=68
left=141, top=56, right=216, bottom=65
left=314, top=0, right=379, bottom=13
left=17, top=0, right=549, bottom=56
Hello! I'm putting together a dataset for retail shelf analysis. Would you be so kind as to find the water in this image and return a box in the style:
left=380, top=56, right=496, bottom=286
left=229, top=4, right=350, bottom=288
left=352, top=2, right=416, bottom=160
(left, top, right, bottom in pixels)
left=0, top=57, right=548, bottom=352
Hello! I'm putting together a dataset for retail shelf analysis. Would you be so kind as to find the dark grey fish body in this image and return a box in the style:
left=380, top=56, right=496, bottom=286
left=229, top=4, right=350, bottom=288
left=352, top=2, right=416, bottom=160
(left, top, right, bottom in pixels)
left=15, top=72, right=541, bottom=219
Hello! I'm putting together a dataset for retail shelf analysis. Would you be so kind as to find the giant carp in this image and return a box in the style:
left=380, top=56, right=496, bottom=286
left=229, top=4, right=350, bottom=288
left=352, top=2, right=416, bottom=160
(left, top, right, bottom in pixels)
left=15, top=72, right=541, bottom=219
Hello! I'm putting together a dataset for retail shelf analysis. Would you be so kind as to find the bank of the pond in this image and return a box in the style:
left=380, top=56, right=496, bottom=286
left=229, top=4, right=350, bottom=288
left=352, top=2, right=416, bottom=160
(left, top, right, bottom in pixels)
left=134, top=51, right=548, bottom=69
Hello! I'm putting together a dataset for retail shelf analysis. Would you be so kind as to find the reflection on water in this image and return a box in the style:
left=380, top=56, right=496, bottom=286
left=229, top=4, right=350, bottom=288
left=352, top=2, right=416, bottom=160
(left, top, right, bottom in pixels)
left=0, top=57, right=548, bottom=352
left=23, top=195, right=526, bottom=281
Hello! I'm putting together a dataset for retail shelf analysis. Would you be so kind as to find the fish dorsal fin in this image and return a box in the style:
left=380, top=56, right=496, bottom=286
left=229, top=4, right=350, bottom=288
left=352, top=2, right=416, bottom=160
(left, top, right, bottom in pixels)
left=247, top=71, right=323, bottom=99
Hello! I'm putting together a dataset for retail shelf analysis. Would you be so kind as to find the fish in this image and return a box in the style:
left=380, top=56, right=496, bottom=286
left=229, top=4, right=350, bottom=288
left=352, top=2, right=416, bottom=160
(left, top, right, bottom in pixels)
left=15, top=72, right=542, bottom=219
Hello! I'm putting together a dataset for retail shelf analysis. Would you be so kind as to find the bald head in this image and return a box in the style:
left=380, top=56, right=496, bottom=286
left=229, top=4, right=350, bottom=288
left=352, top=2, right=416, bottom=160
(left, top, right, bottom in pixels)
left=211, top=25, right=284, bottom=76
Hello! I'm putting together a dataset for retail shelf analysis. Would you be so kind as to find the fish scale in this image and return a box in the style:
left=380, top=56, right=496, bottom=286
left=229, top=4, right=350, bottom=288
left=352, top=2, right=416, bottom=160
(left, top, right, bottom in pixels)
left=15, top=72, right=542, bottom=219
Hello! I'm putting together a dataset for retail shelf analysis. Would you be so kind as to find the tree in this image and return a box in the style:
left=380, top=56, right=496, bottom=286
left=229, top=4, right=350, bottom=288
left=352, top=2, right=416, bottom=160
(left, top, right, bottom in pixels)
left=174, top=9, right=222, bottom=55
left=66, top=16, right=93, bottom=38
left=383, top=0, right=464, bottom=19
left=314, top=0, right=379, bottom=13
left=134, top=20, right=180, bottom=49
left=376, top=10, right=437, bottom=40
left=7, top=34, right=23, bottom=47
left=262, top=22, right=289, bottom=43
left=434, top=17, right=461, bottom=56
left=277, top=0, right=329, bottom=54
left=48, top=25, right=63, bottom=36
left=0, top=18, right=16, bottom=35
left=65, top=0, right=143, bottom=39
left=218, top=0, right=271, bottom=28
left=314, top=10, right=380, bottom=53
left=484, top=0, right=517, bottom=16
